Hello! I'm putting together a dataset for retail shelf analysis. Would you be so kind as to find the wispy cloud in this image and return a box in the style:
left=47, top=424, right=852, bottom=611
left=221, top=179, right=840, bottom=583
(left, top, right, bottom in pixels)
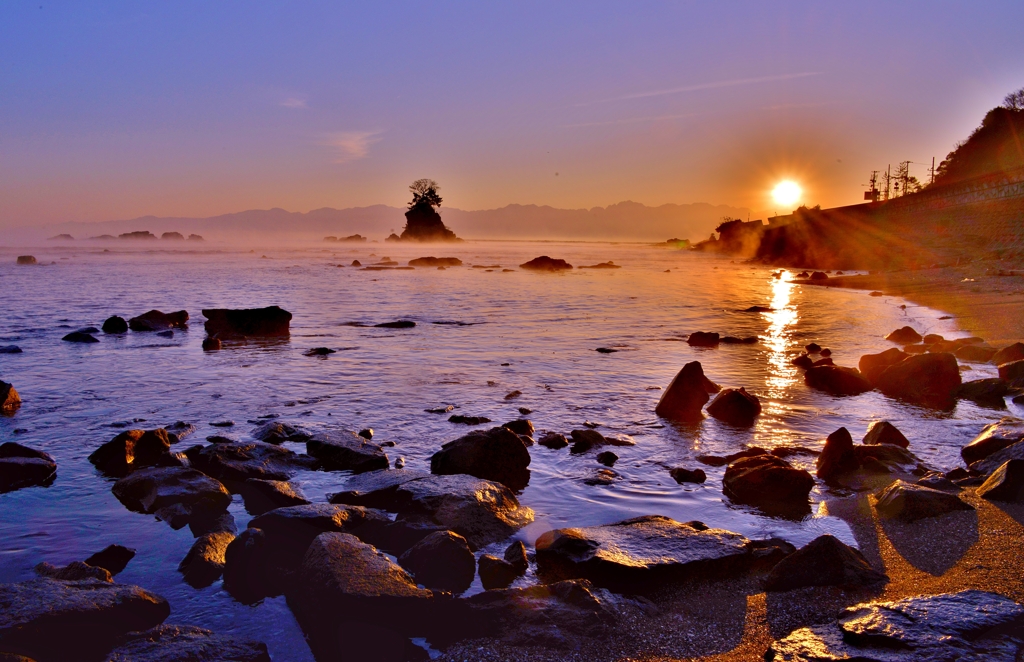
left=281, top=97, right=308, bottom=109
left=761, top=101, right=834, bottom=111
left=579, top=72, right=821, bottom=106
left=562, top=112, right=697, bottom=128
left=324, top=131, right=382, bottom=163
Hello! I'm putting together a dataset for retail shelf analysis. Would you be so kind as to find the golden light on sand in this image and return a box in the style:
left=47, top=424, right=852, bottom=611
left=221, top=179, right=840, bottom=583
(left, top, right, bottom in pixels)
left=771, top=180, right=802, bottom=207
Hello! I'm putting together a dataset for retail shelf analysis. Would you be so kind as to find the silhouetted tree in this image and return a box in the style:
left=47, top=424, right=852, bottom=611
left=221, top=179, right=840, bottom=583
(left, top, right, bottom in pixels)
left=1004, top=87, right=1024, bottom=111
left=408, top=179, right=443, bottom=210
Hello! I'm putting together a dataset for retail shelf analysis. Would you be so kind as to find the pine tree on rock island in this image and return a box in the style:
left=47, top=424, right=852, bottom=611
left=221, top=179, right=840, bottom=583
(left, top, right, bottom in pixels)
left=388, top=179, right=461, bottom=242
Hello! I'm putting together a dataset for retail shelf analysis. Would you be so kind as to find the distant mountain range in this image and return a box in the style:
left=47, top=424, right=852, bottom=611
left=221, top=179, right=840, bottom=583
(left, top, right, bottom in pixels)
left=2, top=200, right=750, bottom=245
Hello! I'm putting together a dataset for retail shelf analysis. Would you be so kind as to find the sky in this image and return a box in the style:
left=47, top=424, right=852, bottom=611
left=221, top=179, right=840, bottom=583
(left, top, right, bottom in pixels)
left=2, top=1, right=1023, bottom=229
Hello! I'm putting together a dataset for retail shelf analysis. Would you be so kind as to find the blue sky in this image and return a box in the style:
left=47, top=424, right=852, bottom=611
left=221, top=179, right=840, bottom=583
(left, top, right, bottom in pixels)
left=2, top=1, right=1023, bottom=227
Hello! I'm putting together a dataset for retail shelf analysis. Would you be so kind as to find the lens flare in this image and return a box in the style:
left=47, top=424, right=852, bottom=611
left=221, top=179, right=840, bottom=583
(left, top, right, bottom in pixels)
left=771, top=180, right=802, bottom=207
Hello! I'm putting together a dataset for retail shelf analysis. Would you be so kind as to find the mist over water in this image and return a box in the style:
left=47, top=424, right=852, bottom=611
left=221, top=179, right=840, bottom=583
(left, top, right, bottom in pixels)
left=0, top=241, right=1015, bottom=660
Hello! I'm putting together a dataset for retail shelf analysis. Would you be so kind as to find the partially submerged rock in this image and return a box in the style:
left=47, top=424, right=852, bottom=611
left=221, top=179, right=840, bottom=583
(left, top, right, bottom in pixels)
left=398, top=530, right=475, bottom=594
left=520, top=256, right=572, bottom=271
left=885, top=326, right=923, bottom=344
left=84, top=545, right=136, bottom=575
left=862, top=421, right=910, bottom=448
left=128, top=310, right=189, bottom=332
left=992, top=342, right=1024, bottom=366
left=874, top=479, right=974, bottom=522
left=408, top=256, right=463, bottom=267
left=0, top=442, right=56, bottom=493
left=101, top=316, right=128, bottom=334
left=977, top=459, right=1024, bottom=502
left=706, top=387, right=762, bottom=426
left=538, top=432, right=569, bottom=449
left=62, top=331, right=99, bottom=343
left=185, top=441, right=314, bottom=483
left=251, top=420, right=309, bottom=444
left=669, top=467, right=707, bottom=484
left=104, top=624, right=270, bottom=662
left=178, top=531, right=235, bottom=588
left=764, top=534, right=887, bottom=592
left=238, top=478, right=309, bottom=516
left=686, top=331, right=720, bottom=347
left=858, top=348, right=909, bottom=384
left=654, top=361, right=712, bottom=421
left=723, top=455, right=814, bottom=513
left=202, top=306, right=291, bottom=337
left=112, top=466, right=232, bottom=529
left=816, top=428, right=859, bottom=481
left=478, top=554, right=519, bottom=590
left=568, top=429, right=634, bottom=453
left=0, top=381, right=21, bottom=415
left=307, top=429, right=390, bottom=473
left=998, top=359, right=1024, bottom=384
left=960, top=417, right=1024, bottom=466
left=957, top=378, right=1010, bottom=408
left=430, top=426, right=529, bottom=489
left=35, top=561, right=112, bottom=583
left=89, top=429, right=172, bottom=476
left=804, top=365, right=873, bottom=396
left=0, top=578, right=170, bottom=661
left=876, top=352, right=962, bottom=408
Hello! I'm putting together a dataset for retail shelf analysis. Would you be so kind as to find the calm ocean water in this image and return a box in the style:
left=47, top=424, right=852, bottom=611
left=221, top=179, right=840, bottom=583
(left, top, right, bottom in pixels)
left=0, top=241, right=1017, bottom=660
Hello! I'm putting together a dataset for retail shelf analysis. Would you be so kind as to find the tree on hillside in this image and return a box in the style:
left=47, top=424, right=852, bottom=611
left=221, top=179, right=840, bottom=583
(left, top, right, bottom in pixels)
left=1005, top=87, right=1024, bottom=111
left=408, top=179, right=443, bottom=210
left=931, top=88, right=1024, bottom=187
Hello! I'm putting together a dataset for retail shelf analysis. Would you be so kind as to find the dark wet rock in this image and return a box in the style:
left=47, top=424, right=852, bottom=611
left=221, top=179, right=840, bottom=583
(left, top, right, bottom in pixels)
left=580, top=261, right=621, bottom=269
left=723, top=455, right=814, bottom=512
left=221, top=528, right=272, bottom=602
left=885, top=326, right=923, bottom=344
left=164, top=421, right=195, bottom=443
left=851, top=444, right=921, bottom=475
left=686, top=331, right=720, bottom=347
left=398, top=530, right=475, bottom=593
left=669, top=467, right=707, bottom=484
left=62, top=331, right=99, bottom=343
left=520, top=256, right=572, bottom=271
left=916, top=471, right=959, bottom=491
left=969, top=439, right=1024, bottom=477
left=0, top=442, right=56, bottom=493
left=250, top=420, right=309, bottom=444
left=654, top=361, right=712, bottom=421
left=329, top=470, right=534, bottom=549
left=538, top=432, right=569, bottom=449
left=721, top=335, right=758, bottom=344
left=101, top=316, right=128, bottom=334
left=205, top=435, right=236, bottom=444
left=876, top=352, right=962, bottom=408
left=993, top=342, right=1024, bottom=366
left=1, top=381, right=21, bottom=415
left=375, top=320, right=416, bottom=328
left=304, top=347, right=335, bottom=356
left=706, top=387, right=762, bottom=426
left=584, top=468, right=619, bottom=486
left=448, top=414, right=491, bottom=425
left=862, top=421, right=910, bottom=448
left=956, top=344, right=998, bottom=362
left=185, top=441, right=314, bottom=482
left=238, top=478, right=309, bottom=516
left=430, top=426, right=530, bottom=489
left=804, top=365, right=873, bottom=396
left=535, top=515, right=760, bottom=590
left=771, top=445, right=820, bottom=459
left=104, top=624, right=270, bottom=662
left=35, top=561, right=112, bottom=583
left=812, top=357, right=835, bottom=367
left=128, top=310, right=188, bottom=332
left=408, top=256, right=462, bottom=267
left=766, top=590, right=1024, bottom=662
left=501, top=419, right=534, bottom=436
left=977, top=459, right=1024, bottom=502
left=155, top=330, right=173, bottom=338
left=820, top=348, right=832, bottom=357
left=805, top=342, right=822, bottom=353
left=505, top=540, right=529, bottom=573
left=809, top=271, right=828, bottom=281
left=697, top=447, right=769, bottom=467
left=957, top=378, right=1010, bottom=408
left=961, top=417, right=1024, bottom=465
left=0, top=345, right=21, bottom=354
left=858, top=347, right=910, bottom=384
left=816, top=428, right=858, bottom=480
left=358, top=428, right=373, bottom=439
left=503, top=390, right=522, bottom=400
left=569, top=429, right=634, bottom=454
left=874, top=479, right=974, bottom=522
left=84, top=545, right=135, bottom=575
left=479, top=555, right=518, bottom=590
left=596, top=451, right=618, bottom=467
left=88, top=429, right=172, bottom=477
left=210, top=420, right=234, bottom=428
left=764, top=534, right=887, bottom=592
left=16, top=255, right=37, bottom=265
left=792, top=353, right=814, bottom=369
left=201, top=337, right=221, bottom=351
left=0, top=578, right=170, bottom=662
left=595, top=347, right=617, bottom=353
left=998, top=359, right=1024, bottom=384
left=426, top=405, right=454, bottom=414
left=112, top=467, right=231, bottom=529
left=178, top=531, right=234, bottom=588
left=285, top=533, right=434, bottom=662
left=307, top=429, right=389, bottom=473
left=201, top=306, right=291, bottom=337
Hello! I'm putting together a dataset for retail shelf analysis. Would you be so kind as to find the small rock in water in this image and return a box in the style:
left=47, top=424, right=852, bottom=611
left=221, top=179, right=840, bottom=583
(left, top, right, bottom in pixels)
left=84, top=544, right=136, bottom=575
left=669, top=467, right=707, bottom=484
left=655, top=361, right=712, bottom=421
left=862, top=420, right=910, bottom=448
left=0, top=442, right=57, bottom=492
left=374, top=320, right=416, bottom=328
left=479, top=554, right=519, bottom=589
left=519, top=255, right=573, bottom=271
left=504, top=390, right=522, bottom=400
left=398, top=530, right=475, bottom=593
left=820, top=348, right=832, bottom=357
left=706, top=387, right=762, bottom=426
left=595, top=347, right=618, bottom=353
left=1, top=381, right=22, bottom=415
left=16, top=255, right=37, bottom=265
left=885, top=326, right=923, bottom=344
left=35, top=560, right=112, bottom=582
left=304, top=347, right=336, bottom=356
left=102, top=315, right=128, bottom=334
left=178, top=531, right=235, bottom=588
left=448, top=414, right=491, bottom=425
left=394, top=456, right=405, bottom=469
left=62, top=331, right=99, bottom=343
left=210, top=420, right=234, bottom=427
left=202, top=306, right=290, bottom=337
left=0, top=345, right=22, bottom=353
left=686, top=331, right=720, bottom=347
left=129, top=309, right=189, bottom=332
left=430, top=426, right=531, bottom=490
left=202, top=337, right=221, bottom=351
left=156, top=329, right=174, bottom=338
left=805, top=342, right=822, bottom=353
left=358, top=428, right=373, bottom=439
left=804, top=365, right=873, bottom=396
left=992, top=342, right=1024, bottom=365
left=518, top=406, right=532, bottom=415
left=596, top=451, right=618, bottom=467
left=501, top=419, right=534, bottom=436
left=425, top=405, right=455, bottom=414
left=538, top=432, right=569, bottom=449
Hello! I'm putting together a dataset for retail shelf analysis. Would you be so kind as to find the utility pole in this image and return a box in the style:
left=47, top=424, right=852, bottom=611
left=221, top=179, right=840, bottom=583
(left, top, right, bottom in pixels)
left=883, top=164, right=892, bottom=201
left=895, top=161, right=910, bottom=197
left=864, top=170, right=880, bottom=202
left=930, top=157, right=935, bottom=185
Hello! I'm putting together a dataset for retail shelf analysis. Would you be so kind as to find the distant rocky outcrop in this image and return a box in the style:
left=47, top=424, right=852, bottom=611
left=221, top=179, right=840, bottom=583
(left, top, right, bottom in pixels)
left=323, top=234, right=367, bottom=243
left=48, top=233, right=74, bottom=241
left=161, top=232, right=185, bottom=240
left=187, top=234, right=204, bottom=241
left=520, top=256, right=572, bottom=271
left=119, top=231, right=157, bottom=240
left=16, top=255, right=36, bottom=265
left=398, top=205, right=460, bottom=242
left=692, top=218, right=766, bottom=257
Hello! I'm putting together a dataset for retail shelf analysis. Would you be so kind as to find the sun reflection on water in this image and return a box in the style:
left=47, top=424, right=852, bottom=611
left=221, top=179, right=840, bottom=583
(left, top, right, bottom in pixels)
left=756, top=271, right=801, bottom=443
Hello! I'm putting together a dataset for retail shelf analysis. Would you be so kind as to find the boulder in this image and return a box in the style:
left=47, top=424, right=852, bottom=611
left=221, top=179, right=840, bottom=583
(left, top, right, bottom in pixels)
left=723, top=455, right=815, bottom=511
left=706, top=387, right=762, bottom=426
left=0, top=345, right=21, bottom=354
left=538, top=432, right=569, bottom=449
left=669, top=467, right=707, bottom=484
left=686, top=331, right=720, bottom=347
left=961, top=418, right=1024, bottom=465
left=62, top=331, right=98, bottom=343
left=970, top=439, right=1024, bottom=477
left=992, top=342, right=1024, bottom=366
left=654, top=361, right=712, bottom=421
left=251, top=420, right=309, bottom=444
left=128, top=310, right=188, bottom=332
left=189, top=509, right=237, bottom=537
left=104, top=624, right=270, bottom=662
left=101, top=316, right=128, bottom=334
left=184, top=441, right=314, bottom=483
left=238, top=478, right=309, bottom=516
left=955, top=344, right=997, bottom=362
left=0, top=578, right=169, bottom=661
left=816, top=428, right=858, bottom=480
left=408, top=257, right=462, bottom=267
left=501, top=419, right=534, bottom=437
left=201, top=337, right=221, bottom=351
left=505, top=540, right=529, bottom=573
left=885, top=326, right=923, bottom=344
left=111, top=467, right=231, bottom=529
left=998, top=359, right=1024, bottom=384
left=977, top=459, right=1024, bottom=502
left=957, top=378, right=1010, bottom=408
left=429, top=426, right=530, bottom=490
left=858, top=347, right=909, bottom=384
left=35, top=561, right=112, bottom=583
left=16, top=255, right=37, bottom=265
left=766, top=590, right=1024, bottom=662
left=876, top=352, right=962, bottom=408
left=398, top=530, right=475, bottom=593
left=448, top=414, right=490, bottom=425
left=519, top=256, right=572, bottom=271
left=791, top=353, right=814, bottom=369
left=874, top=480, right=974, bottom=522
left=201, top=306, right=291, bottom=337
left=178, top=531, right=235, bottom=588
left=221, top=528, right=272, bottom=603
left=764, top=534, right=887, bottom=592
left=84, top=545, right=135, bottom=575
left=535, top=515, right=764, bottom=590
left=307, top=429, right=389, bottom=473
left=697, top=447, right=769, bottom=467
left=89, top=429, right=172, bottom=476
left=0, top=381, right=21, bottom=414
left=568, top=429, right=634, bottom=453
left=0, top=442, right=57, bottom=492
left=596, top=451, right=618, bottom=466
left=478, top=555, right=518, bottom=590
left=164, top=421, right=196, bottom=443
left=810, top=271, right=828, bottom=280
left=329, top=471, right=534, bottom=549
left=285, top=533, right=435, bottom=662
left=804, top=365, right=873, bottom=396
left=862, top=421, right=910, bottom=448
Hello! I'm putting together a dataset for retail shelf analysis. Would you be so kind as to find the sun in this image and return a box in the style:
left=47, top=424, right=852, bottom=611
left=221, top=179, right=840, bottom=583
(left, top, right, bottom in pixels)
left=771, top=180, right=802, bottom=207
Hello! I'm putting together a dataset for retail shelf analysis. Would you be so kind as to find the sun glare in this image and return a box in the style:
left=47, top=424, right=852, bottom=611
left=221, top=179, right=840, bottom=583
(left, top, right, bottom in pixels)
left=771, top=180, right=802, bottom=207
